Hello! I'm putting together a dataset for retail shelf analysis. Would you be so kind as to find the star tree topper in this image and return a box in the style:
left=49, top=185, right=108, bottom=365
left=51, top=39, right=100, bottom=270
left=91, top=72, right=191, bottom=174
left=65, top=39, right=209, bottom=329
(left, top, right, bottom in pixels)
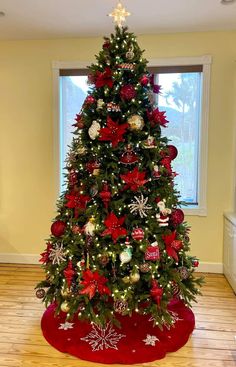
left=109, top=1, right=131, bottom=27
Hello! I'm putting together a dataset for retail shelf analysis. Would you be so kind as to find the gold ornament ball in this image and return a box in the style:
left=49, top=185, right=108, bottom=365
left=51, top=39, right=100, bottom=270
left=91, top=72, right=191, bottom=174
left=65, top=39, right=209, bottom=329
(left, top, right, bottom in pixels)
left=122, top=276, right=130, bottom=284
left=127, top=115, right=144, bottom=131
left=60, top=301, right=70, bottom=313
left=130, top=272, right=140, bottom=283
left=93, top=168, right=100, bottom=176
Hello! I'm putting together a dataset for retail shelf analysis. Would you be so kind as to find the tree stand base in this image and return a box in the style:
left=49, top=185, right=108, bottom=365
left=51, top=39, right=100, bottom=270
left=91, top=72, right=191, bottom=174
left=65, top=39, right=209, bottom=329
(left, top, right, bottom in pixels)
left=41, top=299, right=195, bottom=364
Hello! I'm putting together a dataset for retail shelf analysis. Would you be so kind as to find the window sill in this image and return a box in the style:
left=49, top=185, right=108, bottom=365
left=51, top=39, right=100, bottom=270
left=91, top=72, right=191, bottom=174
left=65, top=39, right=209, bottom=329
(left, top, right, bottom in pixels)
left=182, top=206, right=207, bottom=217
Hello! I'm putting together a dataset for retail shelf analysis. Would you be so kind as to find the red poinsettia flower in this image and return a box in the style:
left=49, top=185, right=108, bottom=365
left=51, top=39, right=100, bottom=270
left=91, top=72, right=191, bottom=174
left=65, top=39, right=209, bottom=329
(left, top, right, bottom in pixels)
left=120, top=166, right=148, bottom=191
left=99, top=116, right=128, bottom=148
left=147, top=108, right=169, bottom=127
left=149, top=74, right=162, bottom=94
left=95, top=67, right=113, bottom=88
left=65, top=191, right=90, bottom=210
left=101, top=212, right=127, bottom=242
left=79, top=269, right=111, bottom=299
left=39, top=242, right=52, bottom=264
left=162, top=231, right=183, bottom=262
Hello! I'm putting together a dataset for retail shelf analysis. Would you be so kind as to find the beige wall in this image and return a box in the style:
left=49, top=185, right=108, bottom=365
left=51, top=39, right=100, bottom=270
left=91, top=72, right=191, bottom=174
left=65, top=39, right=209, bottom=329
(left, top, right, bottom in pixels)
left=0, top=30, right=235, bottom=263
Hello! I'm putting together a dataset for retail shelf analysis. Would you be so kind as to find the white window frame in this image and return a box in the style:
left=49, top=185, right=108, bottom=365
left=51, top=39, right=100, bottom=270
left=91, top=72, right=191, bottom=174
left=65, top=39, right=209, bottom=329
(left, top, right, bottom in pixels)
left=52, top=55, right=211, bottom=216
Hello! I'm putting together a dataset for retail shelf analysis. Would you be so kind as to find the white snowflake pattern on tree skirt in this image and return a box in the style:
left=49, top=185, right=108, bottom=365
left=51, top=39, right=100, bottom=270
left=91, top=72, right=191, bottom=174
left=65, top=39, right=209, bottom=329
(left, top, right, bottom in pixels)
left=80, top=322, right=126, bottom=351
left=58, top=322, right=74, bottom=330
left=143, top=334, right=160, bottom=346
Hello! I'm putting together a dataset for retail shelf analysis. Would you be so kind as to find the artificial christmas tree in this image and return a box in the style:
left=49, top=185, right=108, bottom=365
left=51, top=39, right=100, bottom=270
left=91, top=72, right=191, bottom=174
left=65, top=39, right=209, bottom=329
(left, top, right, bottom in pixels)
left=36, top=11, right=203, bottom=363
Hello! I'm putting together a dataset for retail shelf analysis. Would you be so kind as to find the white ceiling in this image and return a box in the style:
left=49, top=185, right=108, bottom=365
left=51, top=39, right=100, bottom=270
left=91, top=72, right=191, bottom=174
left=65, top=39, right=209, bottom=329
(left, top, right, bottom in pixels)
left=0, top=0, right=236, bottom=40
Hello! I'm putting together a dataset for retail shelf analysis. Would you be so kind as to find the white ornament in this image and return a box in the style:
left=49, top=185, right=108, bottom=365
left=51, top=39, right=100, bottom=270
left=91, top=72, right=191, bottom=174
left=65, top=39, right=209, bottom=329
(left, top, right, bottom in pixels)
left=84, top=218, right=96, bottom=236
left=49, top=243, right=66, bottom=265
left=80, top=322, right=126, bottom=351
left=119, top=246, right=132, bottom=265
left=88, top=120, right=101, bottom=140
left=143, top=334, right=160, bottom=346
left=128, top=194, right=152, bottom=218
left=58, top=322, right=74, bottom=330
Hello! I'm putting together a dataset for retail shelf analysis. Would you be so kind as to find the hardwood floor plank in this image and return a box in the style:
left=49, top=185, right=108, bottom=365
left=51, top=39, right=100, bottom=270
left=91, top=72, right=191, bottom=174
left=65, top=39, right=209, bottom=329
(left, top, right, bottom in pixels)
left=0, top=265, right=236, bottom=367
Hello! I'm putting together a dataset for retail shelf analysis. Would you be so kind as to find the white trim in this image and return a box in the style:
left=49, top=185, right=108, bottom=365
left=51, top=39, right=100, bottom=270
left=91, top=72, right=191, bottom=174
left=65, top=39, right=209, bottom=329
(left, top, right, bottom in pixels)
left=0, top=253, right=39, bottom=265
left=52, top=61, right=91, bottom=199
left=195, top=262, right=223, bottom=274
left=0, top=253, right=223, bottom=273
left=149, top=55, right=211, bottom=217
left=148, top=55, right=212, bottom=67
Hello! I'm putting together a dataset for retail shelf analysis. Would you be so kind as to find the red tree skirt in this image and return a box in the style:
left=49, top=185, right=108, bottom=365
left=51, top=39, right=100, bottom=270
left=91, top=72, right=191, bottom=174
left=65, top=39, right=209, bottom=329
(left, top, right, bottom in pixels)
left=41, top=300, right=195, bottom=364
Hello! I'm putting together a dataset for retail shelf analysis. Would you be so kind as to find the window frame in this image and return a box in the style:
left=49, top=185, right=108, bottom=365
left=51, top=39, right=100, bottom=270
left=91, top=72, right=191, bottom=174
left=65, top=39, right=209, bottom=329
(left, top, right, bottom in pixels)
left=52, top=55, right=211, bottom=216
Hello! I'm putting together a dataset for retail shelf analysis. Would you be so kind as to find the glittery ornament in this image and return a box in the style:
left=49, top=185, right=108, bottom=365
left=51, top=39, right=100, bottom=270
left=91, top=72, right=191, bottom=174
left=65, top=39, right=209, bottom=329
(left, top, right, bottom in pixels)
left=114, top=299, right=128, bottom=314
left=131, top=227, right=144, bottom=241
left=140, top=75, right=149, bottom=86
left=61, top=301, right=70, bottom=313
left=178, top=266, right=190, bottom=280
left=167, top=145, right=178, bottom=160
left=120, top=84, right=136, bottom=100
left=119, top=246, right=132, bottom=265
left=51, top=220, right=66, bottom=237
left=127, top=114, right=144, bottom=131
left=172, top=282, right=181, bottom=297
left=120, top=144, right=139, bottom=165
left=126, top=48, right=134, bottom=60
left=170, top=209, right=185, bottom=227
left=192, top=259, right=199, bottom=268
left=139, top=263, right=151, bottom=273
left=36, top=288, right=45, bottom=299
left=88, top=120, right=101, bottom=140
left=122, top=276, right=130, bottom=284
left=130, top=272, right=140, bottom=283
left=128, top=193, right=152, bottom=218
left=99, top=254, right=109, bottom=266
left=68, top=169, right=78, bottom=186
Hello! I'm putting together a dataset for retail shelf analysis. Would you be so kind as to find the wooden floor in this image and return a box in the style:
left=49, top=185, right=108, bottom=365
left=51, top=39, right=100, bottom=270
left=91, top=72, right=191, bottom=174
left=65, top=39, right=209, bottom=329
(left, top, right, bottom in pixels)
left=0, top=265, right=236, bottom=367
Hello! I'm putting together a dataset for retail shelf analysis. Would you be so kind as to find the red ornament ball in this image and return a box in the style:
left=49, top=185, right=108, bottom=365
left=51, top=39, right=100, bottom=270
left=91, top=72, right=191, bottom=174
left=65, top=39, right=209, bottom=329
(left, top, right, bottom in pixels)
left=140, top=75, right=149, bottom=86
left=192, top=259, right=199, bottom=268
left=51, top=220, right=66, bottom=237
left=167, top=145, right=178, bottom=160
left=171, top=209, right=185, bottom=227
left=131, top=228, right=144, bottom=241
left=84, top=95, right=96, bottom=105
left=120, top=84, right=136, bottom=100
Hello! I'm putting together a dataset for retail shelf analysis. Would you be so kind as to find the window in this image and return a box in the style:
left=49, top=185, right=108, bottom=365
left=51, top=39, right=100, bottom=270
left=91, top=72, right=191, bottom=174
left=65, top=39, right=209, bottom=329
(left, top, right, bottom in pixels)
left=54, top=56, right=211, bottom=215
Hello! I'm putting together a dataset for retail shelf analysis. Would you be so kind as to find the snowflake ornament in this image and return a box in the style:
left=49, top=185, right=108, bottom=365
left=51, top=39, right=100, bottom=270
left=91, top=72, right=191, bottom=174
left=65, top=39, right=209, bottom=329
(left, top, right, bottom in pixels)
left=128, top=193, right=152, bottom=218
left=80, top=322, right=126, bottom=351
left=58, top=322, right=74, bottom=330
left=49, top=243, right=66, bottom=265
left=143, top=334, right=160, bottom=346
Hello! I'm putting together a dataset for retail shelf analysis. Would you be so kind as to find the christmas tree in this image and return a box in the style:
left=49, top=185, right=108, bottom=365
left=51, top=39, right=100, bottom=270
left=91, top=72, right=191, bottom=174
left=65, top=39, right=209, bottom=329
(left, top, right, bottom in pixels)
left=36, top=25, right=203, bottom=330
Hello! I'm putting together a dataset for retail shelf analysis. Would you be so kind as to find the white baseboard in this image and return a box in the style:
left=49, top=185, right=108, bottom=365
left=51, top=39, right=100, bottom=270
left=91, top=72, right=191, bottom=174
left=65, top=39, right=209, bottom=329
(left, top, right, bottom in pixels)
left=195, top=262, right=223, bottom=274
left=0, top=253, right=223, bottom=273
left=0, top=253, right=39, bottom=264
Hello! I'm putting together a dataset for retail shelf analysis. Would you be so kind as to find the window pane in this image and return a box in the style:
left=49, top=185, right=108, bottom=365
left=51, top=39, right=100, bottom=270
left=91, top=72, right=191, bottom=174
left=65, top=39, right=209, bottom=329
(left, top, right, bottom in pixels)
left=157, top=72, right=201, bottom=205
left=60, top=76, right=89, bottom=188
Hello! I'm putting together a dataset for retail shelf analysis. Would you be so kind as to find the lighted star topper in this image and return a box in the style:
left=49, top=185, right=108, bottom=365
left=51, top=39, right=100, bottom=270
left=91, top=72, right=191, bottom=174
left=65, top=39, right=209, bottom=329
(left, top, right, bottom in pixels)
left=109, top=1, right=131, bottom=27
